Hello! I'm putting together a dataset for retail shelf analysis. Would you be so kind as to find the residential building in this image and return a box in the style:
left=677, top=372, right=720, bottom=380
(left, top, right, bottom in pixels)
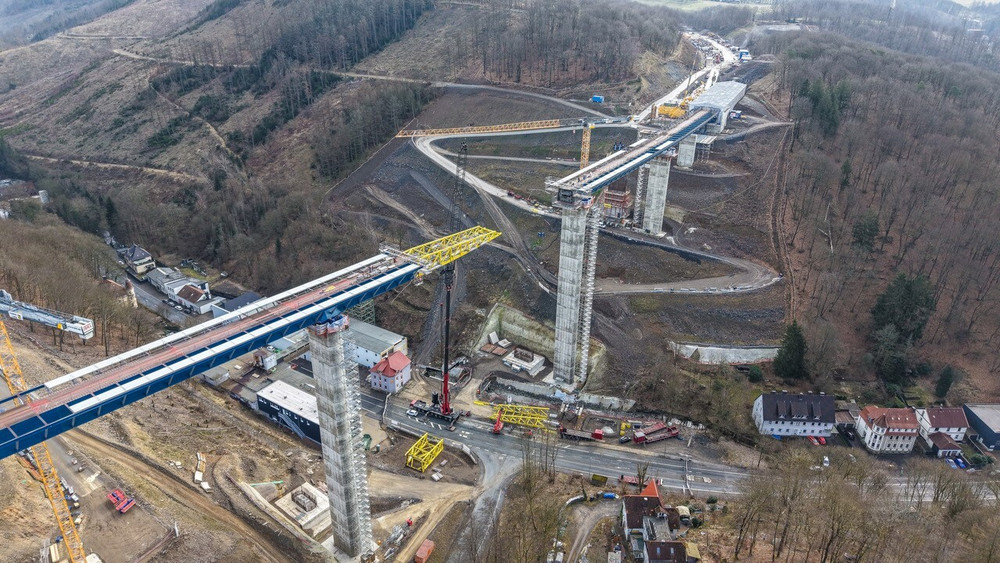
left=176, top=284, right=223, bottom=315
left=645, top=541, right=687, bottom=563
left=122, top=244, right=155, bottom=279
left=345, top=319, right=407, bottom=368
left=856, top=406, right=919, bottom=453
left=369, top=351, right=411, bottom=393
left=915, top=407, right=968, bottom=447
left=964, top=404, right=1000, bottom=450
left=621, top=481, right=678, bottom=562
left=100, top=278, right=137, bottom=308
left=147, top=267, right=186, bottom=295
left=752, top=392, right=835, bottom=437
left=211, top=291, right=262, bottom=318
left=927, top=432, right=962, bottom=458
left=256, top=380, right=320, bottom=443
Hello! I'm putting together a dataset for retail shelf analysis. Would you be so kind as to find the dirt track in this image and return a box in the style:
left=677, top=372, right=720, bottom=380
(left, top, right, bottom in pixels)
left=68, top=430, right=292, bottom=563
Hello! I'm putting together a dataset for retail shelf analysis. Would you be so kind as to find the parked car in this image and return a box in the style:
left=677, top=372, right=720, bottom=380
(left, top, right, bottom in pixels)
left=808, top=436, right=820, bottom=446
left=955, top=457, right=967, bottom=469
left=822, top=456, right=830, bottom=468
left=946, top=458, right=958, bottom=469
left=619, top=435, right=631, bottom=444
left=843, top=428, right=857, bottom=440
left=817, top=436, right=827, bottom=445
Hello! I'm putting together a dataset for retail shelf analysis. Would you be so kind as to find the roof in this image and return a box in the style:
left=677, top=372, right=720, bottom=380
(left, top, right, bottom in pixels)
left=147, top=267, right=185, bottom=285
left=348, top=319, right=404, bottom=355
left=123, top=244, right=152, bottom=263
left=372, top=351, right=410, bottom=377
left=685, top=542, right=701, bottom=561
left=964, top=404, right=1000, bottom=431
left=923, top=407, right=969, bottom=429
left=689, top=81, right=747, bottom=112
left=256, top=380, right=318, bottom=424
left=759, top=392, right=835, bottom=424
left=223, top=291, right=262, bottom=312
left=929, top=432, right=961, bottom=452
left=623, top=486, right=664, bottom=530
left=859, top=406, right=919, bottom=431
left=177, top=285, right=206, bottom=303
left=645, top=541, right=686, bottom=563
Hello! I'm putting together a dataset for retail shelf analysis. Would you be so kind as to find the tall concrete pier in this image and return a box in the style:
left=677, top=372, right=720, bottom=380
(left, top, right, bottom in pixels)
left=642, top=158, right=671, bottom=234
left=554, top=207, right=587, bottom=383
left=308, top=315, right=373, bottom=559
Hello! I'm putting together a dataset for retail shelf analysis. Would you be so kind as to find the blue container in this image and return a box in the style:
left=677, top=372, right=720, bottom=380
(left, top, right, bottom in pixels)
left=591, top=95, right=605, bottom=103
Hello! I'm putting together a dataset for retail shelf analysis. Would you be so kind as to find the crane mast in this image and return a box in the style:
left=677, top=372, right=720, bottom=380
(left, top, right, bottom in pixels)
left=0, top=321, right=87, bottom=562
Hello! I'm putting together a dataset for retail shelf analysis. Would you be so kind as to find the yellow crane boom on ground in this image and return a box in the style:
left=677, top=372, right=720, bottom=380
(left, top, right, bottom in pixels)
left=491, top=403, right=550, bottom=429
left=0, top=321, right=86, bottom=563
left=396, top=119, right=562, bottom=137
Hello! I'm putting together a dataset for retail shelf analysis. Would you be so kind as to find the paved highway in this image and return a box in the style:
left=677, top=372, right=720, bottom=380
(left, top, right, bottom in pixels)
left=359, top=391, right=747, bottom=495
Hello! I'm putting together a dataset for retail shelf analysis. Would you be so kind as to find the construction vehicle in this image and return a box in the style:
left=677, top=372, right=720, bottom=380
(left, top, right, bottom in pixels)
left=492, top=409, right=504, bottom=434
left=107, top=488, right=136, bottom=513
left=0, top=321, right=87, bottom=562
left=557, top=425, right=603, bottom=441
left=0, top=290, right=94, bottom=340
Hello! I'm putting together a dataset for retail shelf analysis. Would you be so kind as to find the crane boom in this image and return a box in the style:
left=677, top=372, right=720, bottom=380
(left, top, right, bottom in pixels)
left=0, top=290, right=94, bottom=340
left=0, top=321, right=87, bottom=562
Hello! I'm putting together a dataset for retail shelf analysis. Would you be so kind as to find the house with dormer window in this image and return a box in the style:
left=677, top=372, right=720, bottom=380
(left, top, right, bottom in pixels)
left=752, top=391, right=835, bottom=437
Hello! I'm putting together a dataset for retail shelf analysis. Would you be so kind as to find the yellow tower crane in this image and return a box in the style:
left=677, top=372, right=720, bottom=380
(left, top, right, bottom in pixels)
left=0, top=321, right=86, bottom=563
left=579, top=122, right=595, bottom=169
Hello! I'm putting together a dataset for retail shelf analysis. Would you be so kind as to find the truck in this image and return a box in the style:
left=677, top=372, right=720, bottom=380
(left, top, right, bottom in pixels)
left=557, top=425, right=602, bottom=441
left=634, top=425, right=680, bottom=444
left=415, top=539, right=435, bottom=563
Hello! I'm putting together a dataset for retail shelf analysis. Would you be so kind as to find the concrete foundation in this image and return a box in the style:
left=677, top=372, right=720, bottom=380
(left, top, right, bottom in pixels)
left=677, top=138, right=696, bottom=168
left=554, top=207, right=587, bottom=383
left=641, top=158, right=670, bottom=234
left=308, top=316, right=373, bottom=559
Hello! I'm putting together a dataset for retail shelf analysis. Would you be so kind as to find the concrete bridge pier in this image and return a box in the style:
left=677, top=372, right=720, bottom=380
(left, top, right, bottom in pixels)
left=641, top=158, right=671, bottom=235
left=308, top=316, right=373, bottom=560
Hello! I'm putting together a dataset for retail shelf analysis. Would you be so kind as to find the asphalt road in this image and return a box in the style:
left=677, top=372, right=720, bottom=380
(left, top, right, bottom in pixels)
left=359, top=391, right=746, bottom=495
left=130, top=279, right=188, bottom=325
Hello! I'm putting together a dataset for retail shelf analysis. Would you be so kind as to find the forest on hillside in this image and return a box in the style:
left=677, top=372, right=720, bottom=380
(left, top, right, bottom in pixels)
left=756, top=25, right=1000, bottom=392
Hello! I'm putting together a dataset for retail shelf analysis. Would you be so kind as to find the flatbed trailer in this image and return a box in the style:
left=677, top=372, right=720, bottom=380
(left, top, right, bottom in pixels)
left=558, top=425, right=602, bottom=441
left=635, top=425, right=680, bottom=444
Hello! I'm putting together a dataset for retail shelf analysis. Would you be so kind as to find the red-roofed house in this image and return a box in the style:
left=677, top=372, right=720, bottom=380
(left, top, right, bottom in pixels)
left=369, top=351, right=411, bottom=393
left=915, top=407, right=969, bottom=448
left=856, top=406, right=919, bottom=453
left=621, top=480, right=680, bottom=561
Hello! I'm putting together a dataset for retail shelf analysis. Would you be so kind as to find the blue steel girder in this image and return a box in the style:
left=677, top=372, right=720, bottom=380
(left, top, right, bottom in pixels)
left=0, top=265, right=419, bottom=459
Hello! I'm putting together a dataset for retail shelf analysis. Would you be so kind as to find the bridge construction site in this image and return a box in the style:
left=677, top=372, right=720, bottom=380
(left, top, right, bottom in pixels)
left=0, top=30, right=759, bottom=563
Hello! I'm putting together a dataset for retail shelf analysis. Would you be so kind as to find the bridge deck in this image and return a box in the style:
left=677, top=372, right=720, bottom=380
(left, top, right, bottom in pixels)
left=553, top=109, right=714, bottom=206
left=0, top=256, right=421, bottom=458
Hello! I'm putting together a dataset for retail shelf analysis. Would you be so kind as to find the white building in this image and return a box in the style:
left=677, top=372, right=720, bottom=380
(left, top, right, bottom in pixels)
left=345, top=319, right=407, bottom=368
left=856, top=406, right=919, bottom=454
left=752, top=392, right=835, bottom=437
left=915, top=407, right=969, bottom=446
left=369, top=351, right=411, bottom=394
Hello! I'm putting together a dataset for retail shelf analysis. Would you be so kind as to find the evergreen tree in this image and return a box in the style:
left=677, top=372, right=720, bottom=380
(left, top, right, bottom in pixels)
left=773, top=321, right=807, bottom=380
left=935, top=365, right=955, bottom=398
left=871, top=273, right=936, bottom=343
